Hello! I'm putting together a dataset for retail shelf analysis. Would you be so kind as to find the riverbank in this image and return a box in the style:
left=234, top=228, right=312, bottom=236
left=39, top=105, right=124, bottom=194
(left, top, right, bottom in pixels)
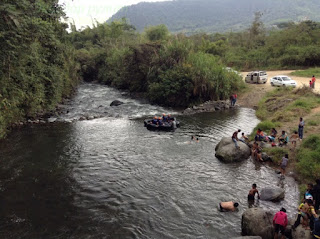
left=239, top=78, right=320, bottom=192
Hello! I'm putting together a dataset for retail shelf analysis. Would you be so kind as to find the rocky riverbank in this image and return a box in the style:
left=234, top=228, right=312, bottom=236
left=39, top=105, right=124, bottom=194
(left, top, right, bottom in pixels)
left=182, top=100, right=238, bottom=115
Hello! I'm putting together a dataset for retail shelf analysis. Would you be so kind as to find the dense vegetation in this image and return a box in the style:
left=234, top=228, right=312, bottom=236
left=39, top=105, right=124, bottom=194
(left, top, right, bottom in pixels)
left=70, top=21, right=244, bottom=107
left=0, top=0, right=79, bottom=138
left=108, top=0, right=320, bottom=34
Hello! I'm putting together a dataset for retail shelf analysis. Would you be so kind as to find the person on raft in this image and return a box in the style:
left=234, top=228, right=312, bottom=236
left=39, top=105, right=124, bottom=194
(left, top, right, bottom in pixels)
left=219, top=201, right=239, bottom=212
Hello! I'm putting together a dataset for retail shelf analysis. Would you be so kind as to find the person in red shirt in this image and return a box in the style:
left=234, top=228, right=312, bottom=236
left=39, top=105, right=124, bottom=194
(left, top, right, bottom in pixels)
left=273, top=208, right=288, bottom=239
left=311, top=75, right=316, bottom=89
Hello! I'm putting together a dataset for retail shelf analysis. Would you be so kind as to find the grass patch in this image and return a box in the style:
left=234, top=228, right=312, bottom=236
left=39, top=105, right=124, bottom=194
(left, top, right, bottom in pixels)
left=290, top=68, right=320, bottom=78
left=307, top=120, right=320, bottom=126
left=263, top=147, right=289, bottom=164
left=296, top=135, right=320, bottom=181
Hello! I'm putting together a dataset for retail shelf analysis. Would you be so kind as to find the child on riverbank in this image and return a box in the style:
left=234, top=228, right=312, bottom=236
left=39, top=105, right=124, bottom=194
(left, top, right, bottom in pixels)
left=290, top=131, right=299, bottom=150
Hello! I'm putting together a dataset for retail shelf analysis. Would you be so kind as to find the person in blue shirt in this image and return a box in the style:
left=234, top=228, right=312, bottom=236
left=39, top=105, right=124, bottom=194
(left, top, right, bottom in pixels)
left=162, top=113, right=168, bottom=122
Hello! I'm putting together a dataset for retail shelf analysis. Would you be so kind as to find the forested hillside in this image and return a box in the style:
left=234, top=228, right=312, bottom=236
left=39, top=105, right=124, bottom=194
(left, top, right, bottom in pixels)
left=108, top=0, right=320, bottom=33
left=0, top=0, right=79, bottom=138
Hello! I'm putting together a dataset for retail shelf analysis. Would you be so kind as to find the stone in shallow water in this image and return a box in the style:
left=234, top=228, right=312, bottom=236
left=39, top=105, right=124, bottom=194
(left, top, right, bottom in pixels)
left=215, top=137, right=251, bottom=163
left=260, top=187, right=285, bottom=202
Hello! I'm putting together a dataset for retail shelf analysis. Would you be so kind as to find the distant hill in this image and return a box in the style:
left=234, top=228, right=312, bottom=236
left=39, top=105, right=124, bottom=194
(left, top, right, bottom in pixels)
left=108, top=0, right=320, bottom=33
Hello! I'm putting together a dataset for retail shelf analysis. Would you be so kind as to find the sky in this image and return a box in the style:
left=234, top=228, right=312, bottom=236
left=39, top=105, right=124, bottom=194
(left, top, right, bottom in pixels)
left=59, top=0, right=169, bottom=29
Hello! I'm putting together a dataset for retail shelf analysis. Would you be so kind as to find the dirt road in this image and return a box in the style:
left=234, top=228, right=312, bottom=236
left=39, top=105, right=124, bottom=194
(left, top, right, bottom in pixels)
left=238, top=70, right=319, bottom=108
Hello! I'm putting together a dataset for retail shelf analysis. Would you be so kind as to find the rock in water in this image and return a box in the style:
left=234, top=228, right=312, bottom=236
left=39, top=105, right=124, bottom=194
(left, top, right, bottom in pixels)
left=260, top=187, right=285, bottom=202
left=242, top=208, right=274, bottom=239
left=215, top=137, right=251, bottom=163
left=110, top=100, right=124, bottom=107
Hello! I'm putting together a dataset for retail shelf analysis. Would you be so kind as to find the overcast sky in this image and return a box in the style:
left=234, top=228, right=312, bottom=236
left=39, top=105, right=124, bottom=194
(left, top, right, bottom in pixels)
left=59, top=0, right=169, bottom=29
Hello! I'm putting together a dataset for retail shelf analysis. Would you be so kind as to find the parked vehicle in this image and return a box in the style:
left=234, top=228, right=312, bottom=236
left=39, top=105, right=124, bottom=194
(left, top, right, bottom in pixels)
left=270, top=75, right=297, bottom=87
left=245, top=71, right=268, bottom=84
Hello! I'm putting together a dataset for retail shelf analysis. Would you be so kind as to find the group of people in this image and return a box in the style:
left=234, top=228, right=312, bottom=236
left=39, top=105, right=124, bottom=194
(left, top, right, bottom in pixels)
left=151, top=113, right=174, bottom=126
left=220, top=181, right=320, bottom=239
left=254, top=117, right=305, bottom=149
left=310, top=75, right=316, bottom=89
left=291, top=179, right=320, bottom=237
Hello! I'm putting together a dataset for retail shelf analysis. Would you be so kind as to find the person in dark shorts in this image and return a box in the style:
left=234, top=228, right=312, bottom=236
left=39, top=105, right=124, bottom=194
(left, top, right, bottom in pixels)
left=248, top=183, right=260, bottom=201
left=273, top=208, right=288, bottom=239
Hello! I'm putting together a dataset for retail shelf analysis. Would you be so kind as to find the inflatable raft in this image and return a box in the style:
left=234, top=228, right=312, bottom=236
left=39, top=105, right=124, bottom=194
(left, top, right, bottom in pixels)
left=144, top=119, right=180, bottom=131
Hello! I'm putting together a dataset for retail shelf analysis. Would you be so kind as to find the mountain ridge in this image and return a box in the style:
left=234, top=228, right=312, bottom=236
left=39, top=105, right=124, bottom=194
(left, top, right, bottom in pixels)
left=107, top=0, right=320, bottom=33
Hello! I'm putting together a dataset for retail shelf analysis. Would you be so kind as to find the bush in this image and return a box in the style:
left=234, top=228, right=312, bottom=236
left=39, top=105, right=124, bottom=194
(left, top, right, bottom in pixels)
left=296, top=135, right=320, bottom=180
left=145, top=25, right=169, bottom=42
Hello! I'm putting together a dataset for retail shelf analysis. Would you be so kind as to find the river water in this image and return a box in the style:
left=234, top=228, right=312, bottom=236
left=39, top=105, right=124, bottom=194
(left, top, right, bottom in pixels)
left=0, top=84, right=299, bottom=239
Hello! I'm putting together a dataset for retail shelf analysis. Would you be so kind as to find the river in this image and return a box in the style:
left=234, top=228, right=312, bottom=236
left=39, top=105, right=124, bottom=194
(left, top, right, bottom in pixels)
left=0, top=83, right=299, bottom=239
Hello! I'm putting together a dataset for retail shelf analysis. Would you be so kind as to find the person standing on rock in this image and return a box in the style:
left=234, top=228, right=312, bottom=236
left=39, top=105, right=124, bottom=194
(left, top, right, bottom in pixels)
left=298, top=117, right=305, bottom=140
left=273, top=208, right=288, bottom=239
left=232, top=129, right=241, bottom=149
left=279, top=154, right=289, bottom=177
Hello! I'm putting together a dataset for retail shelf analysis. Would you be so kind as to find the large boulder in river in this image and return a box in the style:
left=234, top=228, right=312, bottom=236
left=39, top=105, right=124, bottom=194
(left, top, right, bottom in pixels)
left=215, top=137, right=251, bottom=163
left=110, top=100, right=124, bottom=107
left=260, top=187, right=285, bottom=202
left=242, top=208, right=274, bottom=239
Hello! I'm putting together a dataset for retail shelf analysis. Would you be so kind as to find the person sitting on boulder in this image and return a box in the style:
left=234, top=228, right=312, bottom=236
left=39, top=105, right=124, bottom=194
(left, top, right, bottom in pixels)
left=219, top=201, right=239, bottom=212
left=278, top=131, right=289, bottom=146
left=240, top=132, right=249, bottom=144
left=255, top=128, right=265, bottom=141
left=267, top=128, right=277, bottom=142
left=273, top=207, right=288, bottom=239
left=248, top=183, right=260, bottom=201
left=232, top=129, right=241, bottom=149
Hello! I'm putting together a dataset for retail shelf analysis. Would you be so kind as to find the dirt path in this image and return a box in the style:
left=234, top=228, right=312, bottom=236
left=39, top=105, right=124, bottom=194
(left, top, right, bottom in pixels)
left=238, top=70, right=319, bottom=108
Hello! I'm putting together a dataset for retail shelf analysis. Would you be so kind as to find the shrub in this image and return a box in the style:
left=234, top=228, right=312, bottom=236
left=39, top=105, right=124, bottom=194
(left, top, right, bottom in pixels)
left=296, top=135, right=320, bottom=180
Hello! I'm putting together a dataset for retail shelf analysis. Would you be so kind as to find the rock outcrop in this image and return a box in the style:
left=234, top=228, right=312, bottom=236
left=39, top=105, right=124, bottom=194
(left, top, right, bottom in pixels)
left=242, top=208, right=274, bottom=239
left=110, top=100, right=124, bottom=107
left=215, top=137, right=251, bottom=163
left=260, top=187, right=285, bottom=202
left=183, top=100, right=234, bottom=115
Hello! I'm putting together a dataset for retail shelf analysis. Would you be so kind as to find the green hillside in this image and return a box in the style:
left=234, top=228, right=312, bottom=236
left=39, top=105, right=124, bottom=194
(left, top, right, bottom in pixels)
left=108, top=0, right=320, bottom=33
